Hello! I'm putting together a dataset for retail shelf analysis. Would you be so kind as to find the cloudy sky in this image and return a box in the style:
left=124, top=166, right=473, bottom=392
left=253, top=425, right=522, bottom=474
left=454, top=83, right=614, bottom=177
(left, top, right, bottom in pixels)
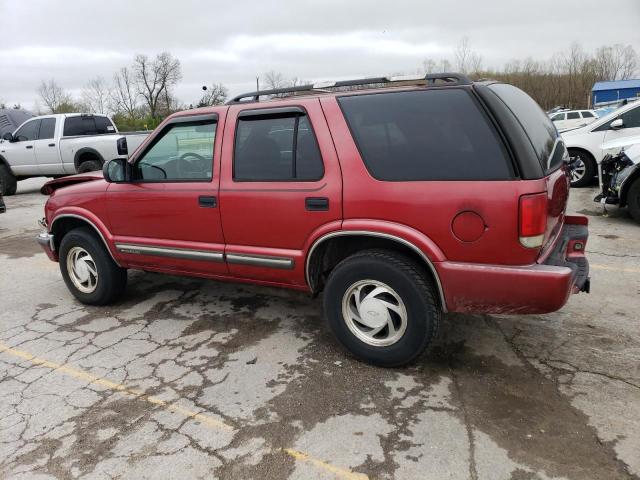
left=1, top=0, right=639, bottom=111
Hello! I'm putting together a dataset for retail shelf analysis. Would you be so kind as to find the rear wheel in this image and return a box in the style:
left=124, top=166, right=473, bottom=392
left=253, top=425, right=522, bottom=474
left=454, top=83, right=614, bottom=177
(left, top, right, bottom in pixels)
left=0, top=163, right=17, bottom=196
left=568, top=149, right=596, bottom=188
left=77, top=159, right=102, bottom=173
left=323, top=249, right=441, bottom=367
left=59, top=227, right=127, bottom=305
left=627, top=179, right=640, bottom=224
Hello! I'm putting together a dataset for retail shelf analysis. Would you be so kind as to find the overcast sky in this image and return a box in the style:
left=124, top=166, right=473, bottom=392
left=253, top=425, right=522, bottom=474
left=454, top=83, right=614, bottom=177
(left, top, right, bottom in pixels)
left=1, top=0, right=639, bottom=111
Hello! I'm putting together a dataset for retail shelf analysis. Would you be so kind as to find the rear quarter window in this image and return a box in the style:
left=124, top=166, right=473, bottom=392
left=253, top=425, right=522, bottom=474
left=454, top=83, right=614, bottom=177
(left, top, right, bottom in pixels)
left=487, top=84, right=560, bottom=173
left=338, top=89, right=513, bottom=181
left=63, top=116, right=114, bottom=136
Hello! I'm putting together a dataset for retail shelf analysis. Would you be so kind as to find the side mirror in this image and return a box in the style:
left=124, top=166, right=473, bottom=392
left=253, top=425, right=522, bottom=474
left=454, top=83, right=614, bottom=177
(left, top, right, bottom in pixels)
left=610, top=118, right=624, bottom=130
left=103, top=158, right=129, bottom=183
left=2, top=132, right=14, bottom=141
left=117, top=137, right=128, bottom=156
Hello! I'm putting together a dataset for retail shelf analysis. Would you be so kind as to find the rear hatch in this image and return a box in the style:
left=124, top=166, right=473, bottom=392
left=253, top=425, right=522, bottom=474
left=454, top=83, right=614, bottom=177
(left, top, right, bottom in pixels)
left=484, top=83, right=570, bottom=257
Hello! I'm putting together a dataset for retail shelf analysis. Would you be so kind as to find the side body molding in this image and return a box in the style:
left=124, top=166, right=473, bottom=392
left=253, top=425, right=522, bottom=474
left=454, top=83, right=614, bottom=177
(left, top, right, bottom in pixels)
left=305, top=229, right=447, bottom=312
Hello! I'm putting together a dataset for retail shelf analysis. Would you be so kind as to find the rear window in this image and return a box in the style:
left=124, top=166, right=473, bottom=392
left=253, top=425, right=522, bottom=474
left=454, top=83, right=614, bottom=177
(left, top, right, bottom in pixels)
left=338, top=89, right=513, bottom=181
left=63, top=116, right=115, bottom=136
left=488, top=84, right=559, bottom=172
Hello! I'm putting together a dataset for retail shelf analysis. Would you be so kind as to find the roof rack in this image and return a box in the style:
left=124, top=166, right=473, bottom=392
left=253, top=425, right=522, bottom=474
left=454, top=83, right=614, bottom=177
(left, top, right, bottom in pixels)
left=226, top=72, right=472, bottom=104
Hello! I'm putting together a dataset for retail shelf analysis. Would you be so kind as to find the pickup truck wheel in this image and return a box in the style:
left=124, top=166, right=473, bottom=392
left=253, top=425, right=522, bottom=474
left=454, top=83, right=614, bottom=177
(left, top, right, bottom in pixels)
left=0, top=163, right=18, bottom=196
left=627, top=180, right=640, bottom=223
left=77, top=160, right=102, bottom=173
left=59, top=227, right=127, bottom=305
left=568, top=149, right=596, bottom=188
left=323, top=249, right=440, bottom=367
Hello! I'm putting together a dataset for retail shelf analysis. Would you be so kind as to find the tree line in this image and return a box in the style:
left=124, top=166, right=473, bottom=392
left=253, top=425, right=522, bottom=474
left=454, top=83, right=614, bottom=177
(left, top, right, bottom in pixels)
left=2, top=40, right=637, bottom=132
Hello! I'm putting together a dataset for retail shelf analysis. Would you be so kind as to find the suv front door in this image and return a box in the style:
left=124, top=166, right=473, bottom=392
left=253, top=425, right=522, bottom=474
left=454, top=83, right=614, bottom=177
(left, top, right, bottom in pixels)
left=106, top=112, right=228, bottom=275
left=219, top=99, right=342, bottom=286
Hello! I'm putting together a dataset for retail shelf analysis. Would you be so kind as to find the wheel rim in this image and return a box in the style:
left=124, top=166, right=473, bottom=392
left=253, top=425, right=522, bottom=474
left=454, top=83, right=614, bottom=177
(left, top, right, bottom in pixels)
left=570, top=156, right=586, bottom=183
left=341, top=279, right=408, bottom=347
left=66, top=246, right=98, bottom=293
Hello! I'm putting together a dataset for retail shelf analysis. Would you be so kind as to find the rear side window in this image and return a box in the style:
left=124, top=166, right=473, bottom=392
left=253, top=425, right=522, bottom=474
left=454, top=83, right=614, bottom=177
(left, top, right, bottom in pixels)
left=488, top=84, right=559, bottom=173
left=63, top=116, right=114, bottom=136
left=234, top=113, right=324, bottom=181
left=338, top=89, right=512, bottom=181
left=567, top=112, right=580, bottom=120
left=39, top=118, right=56, bottom=140
left=582, top=111, right=594, bottom=118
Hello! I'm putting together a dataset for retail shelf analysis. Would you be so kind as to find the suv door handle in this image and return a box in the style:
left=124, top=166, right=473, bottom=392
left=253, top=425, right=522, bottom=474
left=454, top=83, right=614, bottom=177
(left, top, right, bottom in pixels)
left=198, top=196, right=217, bottom=208
left=26, top=145, right=33, bottom=149
left=48, top=143, right=55, bottom=147
left=305, top=197, right=329, bottom=211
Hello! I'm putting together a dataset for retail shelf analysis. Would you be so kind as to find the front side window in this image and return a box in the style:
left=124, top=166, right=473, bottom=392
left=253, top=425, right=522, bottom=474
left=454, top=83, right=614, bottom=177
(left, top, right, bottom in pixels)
left=551, top=113, right=565, bottom=121
left=581, top=111, right=594, bottom=118
left=338, top=89, right=512, bottom=181
left=39, top=118, right=56, bottom=140
left=132, top=120, right=216, bottom=181
left=234, top=113, right=324, bottom=181
left=14, top=119, right=40, bottom=141
left=620, top=106, right=640, bottom=128
left=567, top=112, right=580, bottom=120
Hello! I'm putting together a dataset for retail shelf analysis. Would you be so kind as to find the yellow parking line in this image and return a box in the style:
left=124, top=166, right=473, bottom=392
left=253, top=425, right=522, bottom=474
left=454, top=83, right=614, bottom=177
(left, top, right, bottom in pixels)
left=591, top=263, right=640, bottom=274
left=0, top=343, right=369, bottom=480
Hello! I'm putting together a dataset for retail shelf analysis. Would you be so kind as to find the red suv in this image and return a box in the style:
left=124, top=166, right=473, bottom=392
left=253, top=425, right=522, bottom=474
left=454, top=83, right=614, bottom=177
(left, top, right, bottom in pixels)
left=37, top=74, right=590, bottom=366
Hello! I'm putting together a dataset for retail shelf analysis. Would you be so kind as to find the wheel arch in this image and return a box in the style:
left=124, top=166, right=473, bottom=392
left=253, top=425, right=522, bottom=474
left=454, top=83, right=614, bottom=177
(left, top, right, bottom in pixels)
left=74, top=148, right=105, bottom=171
left=50, top=213, right=120, bottom=266
left=619, top=166, right=640, bottom=208
left=305, top=230, right=447, bottom=312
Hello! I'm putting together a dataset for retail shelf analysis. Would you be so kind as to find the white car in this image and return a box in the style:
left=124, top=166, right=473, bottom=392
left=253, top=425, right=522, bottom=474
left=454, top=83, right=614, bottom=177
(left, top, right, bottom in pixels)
left=549, top=109, right=597, bottom=132
left=561, top=100, right=640, bottom=187
left=0, top=113, right=148, bottom=195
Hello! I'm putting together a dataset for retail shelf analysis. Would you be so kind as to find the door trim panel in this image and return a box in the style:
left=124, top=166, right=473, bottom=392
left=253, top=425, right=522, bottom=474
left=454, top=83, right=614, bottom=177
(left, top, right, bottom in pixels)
left=115, top=243, right=224, bottom=262
left=226, top=253, right=294, bottom=269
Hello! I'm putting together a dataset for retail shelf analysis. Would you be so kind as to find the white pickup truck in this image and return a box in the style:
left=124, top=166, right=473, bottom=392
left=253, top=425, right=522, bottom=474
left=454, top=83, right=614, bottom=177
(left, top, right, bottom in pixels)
left=0, top=113, right=148, bottom=195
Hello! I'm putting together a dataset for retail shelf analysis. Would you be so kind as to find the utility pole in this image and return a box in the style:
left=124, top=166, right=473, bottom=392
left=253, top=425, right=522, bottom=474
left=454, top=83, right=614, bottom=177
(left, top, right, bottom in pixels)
left=256, top=76, right=260, bottom=93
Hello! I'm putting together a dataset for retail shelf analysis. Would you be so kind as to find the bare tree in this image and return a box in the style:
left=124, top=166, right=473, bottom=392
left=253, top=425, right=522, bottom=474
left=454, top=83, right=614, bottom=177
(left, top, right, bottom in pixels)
left=198, top=83, right=228, bottom=107
left=455, top=37, right=472, bottom=73
left=133, top=52, right=182, bottom=118
left=263, top=70, right=287, bottom=90
left=111, top=67, right=140, bottom=120
left=38, top=79, right=71, bottom=113
left=594, top=44, right=638, bottom=81
left=81, top=76, right=109, bottom=114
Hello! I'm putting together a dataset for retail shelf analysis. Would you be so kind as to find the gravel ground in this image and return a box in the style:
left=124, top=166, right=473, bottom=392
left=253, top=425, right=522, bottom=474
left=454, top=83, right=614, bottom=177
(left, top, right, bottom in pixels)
left=0, top=178, right=638, bottom=480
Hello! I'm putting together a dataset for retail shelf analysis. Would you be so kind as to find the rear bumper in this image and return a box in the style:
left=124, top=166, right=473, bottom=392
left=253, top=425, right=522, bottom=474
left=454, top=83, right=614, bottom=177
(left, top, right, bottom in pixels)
left=439, top=215, right=590, bottom=314
left=37, top=232, right=58, bottom=261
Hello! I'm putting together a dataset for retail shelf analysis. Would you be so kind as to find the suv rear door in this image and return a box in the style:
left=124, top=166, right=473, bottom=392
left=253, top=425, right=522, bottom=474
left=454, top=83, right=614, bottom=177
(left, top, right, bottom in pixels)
left=219, top=98, right=342, bottom=286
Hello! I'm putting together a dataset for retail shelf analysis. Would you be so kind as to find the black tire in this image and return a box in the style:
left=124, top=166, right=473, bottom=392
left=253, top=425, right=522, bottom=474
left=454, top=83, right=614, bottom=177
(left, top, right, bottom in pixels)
left=59, top=227, right=127, bottom=305
left=77, top=159, right=102, bottom=173
left=323, top=249, right=441, bottom=367
left=627, top=179, right=640, bottom=224
left=568, top=149, right=596, bottom=188
left=0, top=163, right=18, bottom=196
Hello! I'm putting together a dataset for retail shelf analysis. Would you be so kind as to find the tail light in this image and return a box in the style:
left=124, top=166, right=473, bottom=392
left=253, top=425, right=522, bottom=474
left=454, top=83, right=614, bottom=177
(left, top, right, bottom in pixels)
left=519, top=193, right=547, bottom=248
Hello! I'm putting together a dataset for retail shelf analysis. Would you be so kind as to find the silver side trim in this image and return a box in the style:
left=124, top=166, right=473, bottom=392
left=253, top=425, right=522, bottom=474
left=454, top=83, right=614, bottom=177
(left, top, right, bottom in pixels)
left=305, top=230, right=447, bottom=312
left=115, top=243, right=224, bottom=262
left=226, top=253, right=294, bottom=269
left=51, top=214, right=121, bottom=267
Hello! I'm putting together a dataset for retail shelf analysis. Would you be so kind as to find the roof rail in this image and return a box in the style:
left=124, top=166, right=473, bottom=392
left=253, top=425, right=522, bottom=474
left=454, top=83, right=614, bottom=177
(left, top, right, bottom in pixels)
left=226, top=72, right=472, bottom=104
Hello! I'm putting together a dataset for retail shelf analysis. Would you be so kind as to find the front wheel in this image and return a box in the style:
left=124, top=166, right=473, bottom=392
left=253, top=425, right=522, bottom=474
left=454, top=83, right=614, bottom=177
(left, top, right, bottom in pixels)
left=568, top=149, right=596, bottom=188
left=59, top=227, right=127, bottom=305
left=323, top=249, right=441, bottom=367
left=627, top=179, right=640, bottom=224
left=0, top=163, right=17, bottom=196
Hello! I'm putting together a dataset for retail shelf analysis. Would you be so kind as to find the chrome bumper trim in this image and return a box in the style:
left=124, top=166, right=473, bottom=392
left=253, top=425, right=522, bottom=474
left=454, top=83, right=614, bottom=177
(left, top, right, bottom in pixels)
left=37, top=232, right=55, bottom=251
left=115, top=243, right=224, bottom=262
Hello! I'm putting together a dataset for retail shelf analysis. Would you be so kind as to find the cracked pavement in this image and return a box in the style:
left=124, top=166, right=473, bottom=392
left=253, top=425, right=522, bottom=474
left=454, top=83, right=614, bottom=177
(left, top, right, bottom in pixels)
left=0, top=179, right=639, bottom=480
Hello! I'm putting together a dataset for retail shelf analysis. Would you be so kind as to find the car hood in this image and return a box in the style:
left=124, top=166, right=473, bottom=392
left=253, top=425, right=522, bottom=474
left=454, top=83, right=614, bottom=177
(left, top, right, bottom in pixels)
left=601, top=134, right=640, bottom=153
left=41, top=171, right=105, bottom=195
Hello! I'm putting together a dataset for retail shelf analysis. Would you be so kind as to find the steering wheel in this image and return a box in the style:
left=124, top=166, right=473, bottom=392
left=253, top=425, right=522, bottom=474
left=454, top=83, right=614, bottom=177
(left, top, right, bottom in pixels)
left=177, top=153, right=208, bottom=178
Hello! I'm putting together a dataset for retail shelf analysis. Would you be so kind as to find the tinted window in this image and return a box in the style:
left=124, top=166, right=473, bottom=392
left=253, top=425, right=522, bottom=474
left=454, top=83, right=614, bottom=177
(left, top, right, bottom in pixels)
left=338, top=89, right=512, bottom=181
left=234, top=114, right=324, bottom=181
left=488, top=84, right=559, bottom=172
left=133, top=121, right=216, bottom=181
left=550, top=113, right=565, bottom=121
left=566, top=112, right=580, bottom=120
left=14, top=119, right=40, bottom=141
left=620, top=106, right=640, bottom=128
left=39, top=118, right=56, bottom=140
left=63, top=116, right=113, bottom=136
left=581, top=111, right=594, bottom=118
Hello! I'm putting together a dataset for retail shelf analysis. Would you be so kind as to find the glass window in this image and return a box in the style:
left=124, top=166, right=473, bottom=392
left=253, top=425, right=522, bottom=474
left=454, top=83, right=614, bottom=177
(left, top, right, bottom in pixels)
left=95, top=116, right=116, bottom=134
left=132, top=120, right=216, bottom=181
left=550, top=113, right=565, bottom=121
left=620, top=106, right=640, bottom=128
left=338, top=89, right=512, bottom=181
left=488, top=84, right=559, bottom=173
left=234, top=114, right=324, bottom=181
left=14, top=119, right=40, bottom=141
left=64, top=116, right=95, bottom=136
left=39, top=118, right=56, bottom=140
left=566, top=112, right=580, bottom=120
left=581, top=111, right=594, bottom=118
